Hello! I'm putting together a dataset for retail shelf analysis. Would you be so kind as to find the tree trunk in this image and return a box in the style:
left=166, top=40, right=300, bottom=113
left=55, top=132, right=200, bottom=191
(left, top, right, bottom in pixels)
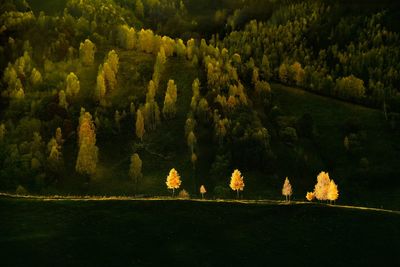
left=236, top=190, right=239, bottom=199
left=172, top=188, right=175, bottom=197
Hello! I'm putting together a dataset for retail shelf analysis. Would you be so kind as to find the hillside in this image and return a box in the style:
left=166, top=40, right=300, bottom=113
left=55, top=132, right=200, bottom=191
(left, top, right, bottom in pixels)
left=0, top=0, right=400, bottom=211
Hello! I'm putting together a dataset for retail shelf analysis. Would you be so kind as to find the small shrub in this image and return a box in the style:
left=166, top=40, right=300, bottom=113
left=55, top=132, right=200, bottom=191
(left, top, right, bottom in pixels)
left=16, top=185, right=28, bottom=195
left=178, top=189, right=190, bottom=199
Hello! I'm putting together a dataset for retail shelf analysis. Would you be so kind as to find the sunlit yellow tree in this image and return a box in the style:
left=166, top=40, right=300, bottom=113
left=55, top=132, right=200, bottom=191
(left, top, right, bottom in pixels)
left=306, top=192, right=315, bottom=202
left=166, top=168, right=182, bottom=197
left=282, top=177, right=293, bottom=202
left=200, top=185, right=206, bottom=199
left=327, top=180, right=339, bottom=204
left=76, top=111, right=98, bottom=177
left=314, top=171, right=331, bottom=201
left=230, top=169, right=244, bottom=198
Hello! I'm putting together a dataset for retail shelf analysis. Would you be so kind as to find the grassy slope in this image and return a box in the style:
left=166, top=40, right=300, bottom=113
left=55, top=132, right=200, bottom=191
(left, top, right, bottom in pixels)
left=0, top=197, right=399, bottom=266
left=272, top=83, right=400, bottom=209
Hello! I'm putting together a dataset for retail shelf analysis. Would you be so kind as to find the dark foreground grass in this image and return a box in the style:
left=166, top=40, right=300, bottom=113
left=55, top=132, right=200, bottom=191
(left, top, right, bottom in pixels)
left=0, top=197, right=399, bottom=266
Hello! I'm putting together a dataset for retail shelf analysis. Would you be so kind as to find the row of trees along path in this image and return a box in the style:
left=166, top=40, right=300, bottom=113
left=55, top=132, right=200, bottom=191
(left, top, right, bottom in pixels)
left=165, top=168, right=339, bottom=203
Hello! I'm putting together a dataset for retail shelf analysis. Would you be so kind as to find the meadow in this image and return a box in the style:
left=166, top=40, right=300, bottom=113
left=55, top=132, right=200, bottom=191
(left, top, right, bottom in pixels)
left=1, top=196, right=399, bottom=266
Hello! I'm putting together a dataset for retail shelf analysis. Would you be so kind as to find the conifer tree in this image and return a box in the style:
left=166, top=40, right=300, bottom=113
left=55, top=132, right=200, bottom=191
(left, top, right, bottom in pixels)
left=135, top=109, right=145, bottom=141
left=58, top=90, right=68, bottom=109
left=282, top=177, right=293, bottom=202
left=162, top=92, right=175, bottom=119
left=135, top=0, right=144, bottom=19
left=230, top=169, right=245, bottom=198
left=166, top=168, right=182, bottom=197
left=103, top=62, right=116, bottom=92
left=79, top=39, right=96, bottom=66
left=76, top=111, right=98, bottom=177
left=95, top=69, right=106, bottom=102
left=66, top=72, right=80, bottom=98
left=106, top=50, right=119, bottom=75
left=30, top=68, right=42, bottom=86
left=261, top=55, right=271, bottom=80
left=166, top=79, right=177, bottom=103
left=129, top=153, right=142, bottom=192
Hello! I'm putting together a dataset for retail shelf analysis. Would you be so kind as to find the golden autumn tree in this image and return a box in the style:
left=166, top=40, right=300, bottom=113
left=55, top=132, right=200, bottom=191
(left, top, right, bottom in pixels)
left=129, top=153, right=142, bottom=192
left=106, top=50, right=119, bottom=75
left=200, top=185, right=206, bottom=199
left=230, top=169, right=244, bottom=198
left=135, top=109, right=145, bottom=141
left=103, top=62, right=117, bottom=92
left=30, top=68, right=42, bottom=87
left=79, top=39, right=96, bottom=66
left=166, top=79, right=177, bottom=103
left=282, top=177, right=293, bottom=202
left=162, top=79, right=178, bottom=119
left=327, top=180, right=339, bottom=204
left=166, top=168, right=182, bottom=197
left=76, top=111, right=98, bottom=178
left=306, top=192, right=315, bottom=202
left=162, top=92, right=175, bottom=119
left=314, top=171, right=331, bottom=201
left=66, top=72, right=80, bottom=98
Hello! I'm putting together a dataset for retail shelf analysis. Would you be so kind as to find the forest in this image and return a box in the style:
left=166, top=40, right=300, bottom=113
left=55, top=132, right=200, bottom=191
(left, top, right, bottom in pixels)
left=0, top=0, right=400, bottom=209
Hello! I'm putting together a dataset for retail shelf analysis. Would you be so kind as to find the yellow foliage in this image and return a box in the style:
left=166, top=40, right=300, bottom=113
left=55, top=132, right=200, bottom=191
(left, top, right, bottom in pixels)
left=282, top=177, right=293, bottom=200
left=178, top=189, right=190, bottom=199
left=314, top=171, right=331, bottom=201
left=103, top=62, right=116, bottom=92
left=306, top=192, right=315, bottom=201
left=328, top=180, right=339, bottom=202
left=79, top=39, right=96, bottom=66
left=66, top=72, right=80, bottom=97
left=200, top=185, right=206, bottom=195
left=166, top=168, right=182, bottom=195
left=230, top=169, right=245, bottom=192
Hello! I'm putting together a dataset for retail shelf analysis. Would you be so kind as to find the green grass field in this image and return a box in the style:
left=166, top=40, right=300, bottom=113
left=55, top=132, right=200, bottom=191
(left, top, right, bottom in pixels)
left=0, top=196, right=399, bottom=266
